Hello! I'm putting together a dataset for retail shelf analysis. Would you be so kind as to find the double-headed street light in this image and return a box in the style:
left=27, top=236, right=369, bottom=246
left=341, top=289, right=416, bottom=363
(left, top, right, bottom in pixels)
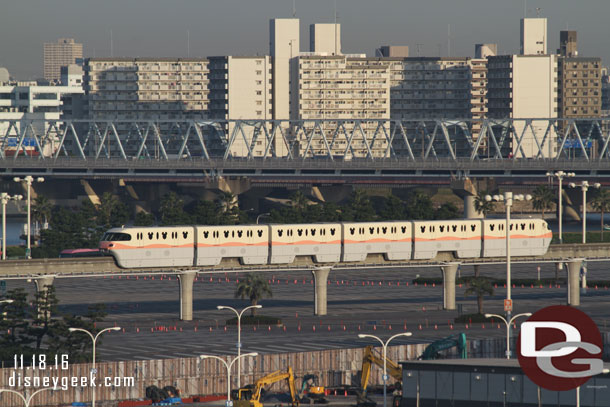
left=358, top=332, right=412, bottom=407
left=0, top=388, right=58, bottom=407
left=256, top=213, right=271, bottom=225
left=569, top=181, right=600, bottom=244
left=546, top=171, right=575, bottom=243
left=485, top=192, right=531, bottom=353
left=1, top=193, right=22, bottom=260
left=485, top=313, right=532, bottom=359
left=217, top=304, right=262, bottom=388
left=13, top=176, right=44, bottom=259
left=200, top=352, right=258, bottom=406
left=69, top=326, right=121, bottom=407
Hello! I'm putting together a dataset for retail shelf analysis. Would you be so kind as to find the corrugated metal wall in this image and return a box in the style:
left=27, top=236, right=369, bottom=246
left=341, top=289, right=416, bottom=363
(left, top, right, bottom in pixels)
left=1, top=335, right=605, bottom=407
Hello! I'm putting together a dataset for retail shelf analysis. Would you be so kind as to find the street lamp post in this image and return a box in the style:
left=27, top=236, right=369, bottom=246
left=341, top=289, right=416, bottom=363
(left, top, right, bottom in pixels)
left=69, top=326, right=121, bottom=407
left=547, top=171, right=575, bottom=244
left=485, top=313, right=532, bottom=359
left=485, top=192, right=531, bottom=356
left=217, top=304, right=262, bottom=388
left=256, top=213, right=271, bottom=225
left=577, top=368, right=609, bottom=407
left=0, top=388, right=57, bottom=407
left=200, top=353, right=258, bottom=406
left=0, top=299, right=13, bottom=304
left=1, top=193, right=22, bottom=260
left=358, top=332, right=413, bottom=407
left=13, top=176, right=44, bottom=259
left=569, top=181, right=600, bottom=244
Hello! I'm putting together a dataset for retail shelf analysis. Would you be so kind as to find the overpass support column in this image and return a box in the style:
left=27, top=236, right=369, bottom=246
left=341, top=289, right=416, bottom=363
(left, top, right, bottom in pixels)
left=440, top=263, right=459, bottom=310
left=312, top=267, right=331, bottom=316
left=178, top=271, right=197, bottom=321
left=566, top=259, right=584, bottom=306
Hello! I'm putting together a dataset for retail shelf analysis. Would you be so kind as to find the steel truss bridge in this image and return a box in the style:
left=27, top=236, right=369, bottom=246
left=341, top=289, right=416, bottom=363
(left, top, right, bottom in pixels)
left=2, top=118, right=610, bottom=180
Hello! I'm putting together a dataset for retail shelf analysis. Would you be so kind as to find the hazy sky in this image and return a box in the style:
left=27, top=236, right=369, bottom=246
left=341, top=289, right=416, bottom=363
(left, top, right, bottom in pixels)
left=1, top=0, right=609, bottom=79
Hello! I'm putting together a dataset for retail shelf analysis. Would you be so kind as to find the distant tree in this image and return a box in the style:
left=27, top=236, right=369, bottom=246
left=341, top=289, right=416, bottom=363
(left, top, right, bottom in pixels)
left=380, top=195, right=405, bottom=220
left=52, top=304, right=108, bottom=363
left=134, top=211, right=156, bottom=226
left=160, top=192, right=192, bottom=225
left=434, top=202, right=460, bottom=220
left=532, top=185, right=555, bottom=220
left=592, top=189, right=610, bottom=240
left=346, top=189, right=376, bottom=221
left=464, top=277, right=494, bottom=315
left=234, top=272, right=273, bottom=316
left=474, top=191, right=495, bottom=218
left=0, top=289, right=32, bottom=362
left=28, top=285, right=61, bottom=351
left=32, top=195, right=53, bottom=226
left=405, top=192, right=435, bottom=220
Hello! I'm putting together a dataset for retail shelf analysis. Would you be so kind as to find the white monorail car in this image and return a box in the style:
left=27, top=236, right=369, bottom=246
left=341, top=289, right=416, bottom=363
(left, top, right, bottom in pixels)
left=99, top=219, right=552, bottom=268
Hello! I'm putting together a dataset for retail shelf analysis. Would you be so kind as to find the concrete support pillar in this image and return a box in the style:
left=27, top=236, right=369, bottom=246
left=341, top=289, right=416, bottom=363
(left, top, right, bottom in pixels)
left=312, top=267, right=331, bottom=316
left=178, top=271, right=197, bottom=321
left=464, top=195, right=483, bottom=219
left=441, top=263, right=460, bottom=310
left=566, top=259, right=583, bottom=306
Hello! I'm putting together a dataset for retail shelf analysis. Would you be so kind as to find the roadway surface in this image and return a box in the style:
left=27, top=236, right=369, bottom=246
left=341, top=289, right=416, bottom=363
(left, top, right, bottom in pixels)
left=4, top=262, right=610, bottom=362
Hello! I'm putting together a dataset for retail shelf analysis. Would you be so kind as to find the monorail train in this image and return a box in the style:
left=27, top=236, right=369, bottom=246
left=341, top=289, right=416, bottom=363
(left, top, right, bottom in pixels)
left=99, top=219, right=552, bottom=269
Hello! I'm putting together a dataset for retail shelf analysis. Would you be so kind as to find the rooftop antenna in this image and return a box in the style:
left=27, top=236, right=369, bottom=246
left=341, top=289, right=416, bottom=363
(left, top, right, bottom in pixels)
left=293, top=0, right=296, bottom=17
left=187, top=30, right=190, bottom=57
left=524, top=0, right=527, bottom=18
left=448, top=24, right=451, bottom=57
left=536, top=7, right=541, bottom=17
left=110, top=29, right=113, bottom=57
left=416, top=43, right=422, bottom=56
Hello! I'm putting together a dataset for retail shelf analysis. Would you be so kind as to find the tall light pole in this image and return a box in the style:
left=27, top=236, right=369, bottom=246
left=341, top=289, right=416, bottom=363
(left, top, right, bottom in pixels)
left=485, top=313, right=532, bottom=359
left=569, top=181, right=600, bottom=244
left=1, top=193, right=22, bottom=260
left=200, top=353, right=258, bottom=406
left=13, top=176, right=44, bottom=259
left=69, top=326, right=121, bottom=407
left=485, top=192, right=531, bottom=354
left=217, top=304, right=262, bottom=388
left=358, top=332, right=412, bottom=407
left=256, top=213, right=270, bottom=225
left=0, top=387, right=58, bottom=407
left=547, top=171, right=575, bottom=243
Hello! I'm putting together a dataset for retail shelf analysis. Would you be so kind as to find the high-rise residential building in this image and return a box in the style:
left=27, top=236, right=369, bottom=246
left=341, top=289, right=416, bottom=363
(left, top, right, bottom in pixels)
left=559, top=30, right=578, bottom=57
left=557, top=57, right=602, bottom=119
left=0, top=82, right=83, bottom=156
left=310, top=24, right=341, bottom=55
left=487, top=54, right=558, bottom=157
left=377, top=46, right=409, bottom=58
left=44, top=38, right=83, bottom=82
left=602, top=68, right=610, bottom=114
left=296, top=54, right=390, bottom=158
left=475, top=44, right=497, bottom=59
left=520, top=18, right=547, bottom=55
left=269, top=18, right=299, bottom=120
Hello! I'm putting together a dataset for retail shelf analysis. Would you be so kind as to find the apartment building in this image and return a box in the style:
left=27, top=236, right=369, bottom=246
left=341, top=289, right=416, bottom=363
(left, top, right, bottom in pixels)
left=0, top=82, right=83, bottom=156
left=520, top=18, right=547, bottom=55
left=296, top=54, right=391, bottom=158
left=44, top=38, right=83, bottom=82
left=602, top=68, right=610, bottom=114
left=558, top=57, right=602, bottom=119
left=487, top=54, right=558, bottom=157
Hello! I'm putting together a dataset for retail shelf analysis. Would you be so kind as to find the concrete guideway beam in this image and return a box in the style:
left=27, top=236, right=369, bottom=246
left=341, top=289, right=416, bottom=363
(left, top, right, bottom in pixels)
left=312, top=267, right=332, bottom=316
left=440, top=263, right=460, bottom=310
left=566, top=258, right=584, bottom=306
left=34, top=275, right=55, bottom=293
left=178, top=270, right=197, bottom=321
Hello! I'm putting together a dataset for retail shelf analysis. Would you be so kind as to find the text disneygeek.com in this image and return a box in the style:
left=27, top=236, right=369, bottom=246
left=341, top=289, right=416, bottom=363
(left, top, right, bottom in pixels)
left=8, top=372, right=135, bottom=390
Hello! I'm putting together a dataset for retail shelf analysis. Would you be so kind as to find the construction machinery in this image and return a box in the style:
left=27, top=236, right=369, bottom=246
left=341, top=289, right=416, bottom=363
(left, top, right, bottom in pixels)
left=357, top=346, right=403, bottom=407
left=299, top=374, right=327, bottom=404
left=232, top=367, right=300, bottom=407
left=419, top=333, right=467, bottom=360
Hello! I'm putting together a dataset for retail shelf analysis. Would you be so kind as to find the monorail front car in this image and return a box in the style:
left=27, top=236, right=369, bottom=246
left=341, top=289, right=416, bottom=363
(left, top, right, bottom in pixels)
left=99, top=219, right=552, bottom=268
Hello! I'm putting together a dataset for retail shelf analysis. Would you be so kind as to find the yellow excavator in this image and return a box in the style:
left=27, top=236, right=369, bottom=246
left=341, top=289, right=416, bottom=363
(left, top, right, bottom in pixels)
left=232, top=367, right=300, bottom=407
left=357, top=346, right=403, bottom=407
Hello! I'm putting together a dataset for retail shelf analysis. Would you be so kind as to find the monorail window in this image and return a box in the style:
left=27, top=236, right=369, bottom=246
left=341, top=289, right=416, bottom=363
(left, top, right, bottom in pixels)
left=101, top=232, right=131, bottom=241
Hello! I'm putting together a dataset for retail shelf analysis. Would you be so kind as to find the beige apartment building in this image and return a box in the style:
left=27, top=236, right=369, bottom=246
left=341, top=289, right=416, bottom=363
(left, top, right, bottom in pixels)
left=44, top=38, right=83, bottom=82
left=296, top=54, right=391, bottom=158
left=558, top=57, right=602, bottom=119
left=487, top=54, right=558, bottom=158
